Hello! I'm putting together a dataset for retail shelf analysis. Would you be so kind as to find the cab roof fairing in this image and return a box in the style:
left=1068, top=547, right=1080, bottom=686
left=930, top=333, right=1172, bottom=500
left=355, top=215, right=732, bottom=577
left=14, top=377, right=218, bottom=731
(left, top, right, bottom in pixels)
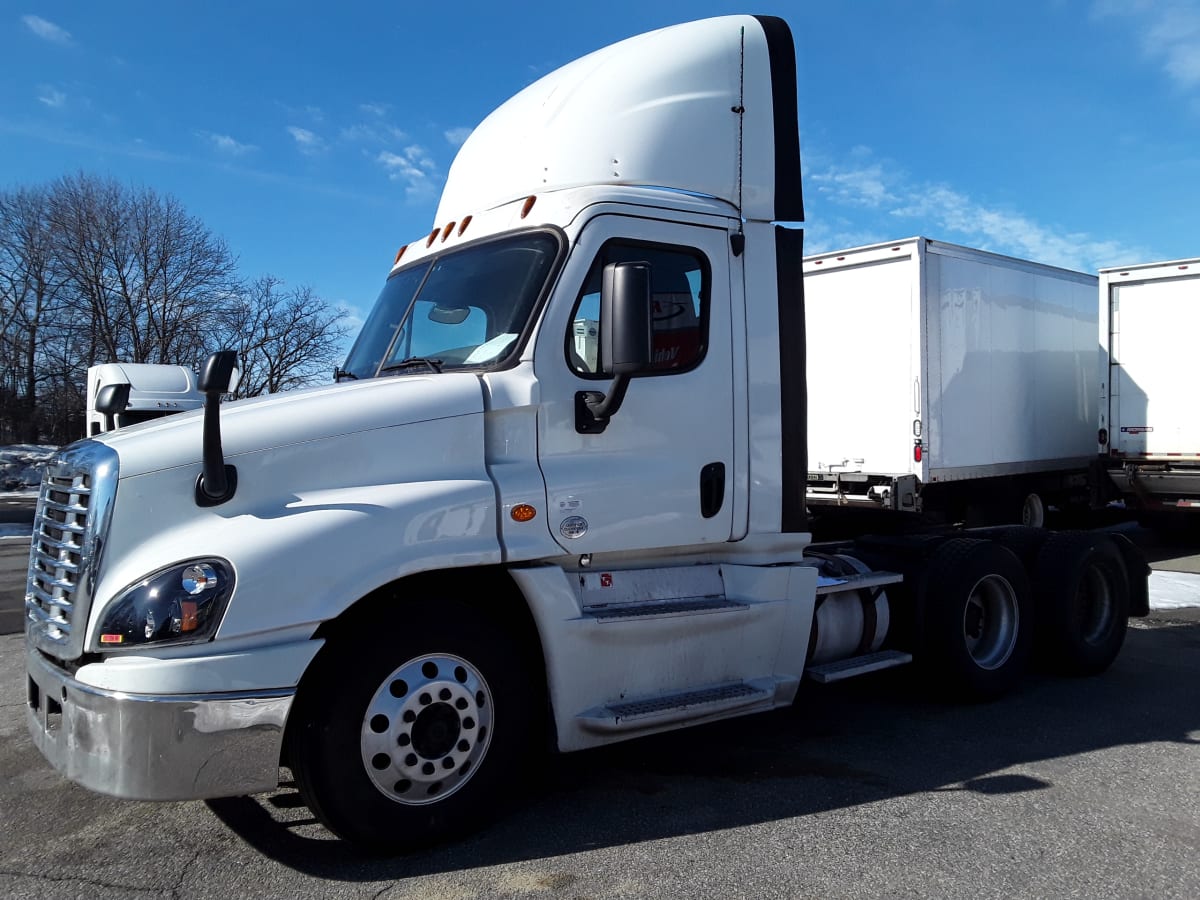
left=434, top=15, right=803, bottom=230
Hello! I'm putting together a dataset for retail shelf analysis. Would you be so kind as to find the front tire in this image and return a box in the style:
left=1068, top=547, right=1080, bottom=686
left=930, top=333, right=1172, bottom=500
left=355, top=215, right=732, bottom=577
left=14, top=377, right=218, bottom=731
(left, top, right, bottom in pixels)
left=288, top=599, right=539, bottom=852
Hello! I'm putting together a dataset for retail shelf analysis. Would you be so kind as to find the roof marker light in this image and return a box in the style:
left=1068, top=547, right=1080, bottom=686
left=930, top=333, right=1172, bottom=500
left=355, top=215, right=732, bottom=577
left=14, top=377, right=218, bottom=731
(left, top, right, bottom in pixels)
left=457, top=216, right=473, bottom=236
left=393, top=245, right=408, bottom=265
left=426, top=228, right=439, bottom=248
left=441, top=222, right=456, bottom=242
left=520, top=196, right=537, bottom=219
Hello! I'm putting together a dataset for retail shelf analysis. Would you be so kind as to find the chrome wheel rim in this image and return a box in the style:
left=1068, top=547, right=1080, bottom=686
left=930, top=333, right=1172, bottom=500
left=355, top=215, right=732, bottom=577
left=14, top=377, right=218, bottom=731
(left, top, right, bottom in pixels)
left=961, top=575, right=1019, bottom=670
left=360, top=653, right=493, bottom=805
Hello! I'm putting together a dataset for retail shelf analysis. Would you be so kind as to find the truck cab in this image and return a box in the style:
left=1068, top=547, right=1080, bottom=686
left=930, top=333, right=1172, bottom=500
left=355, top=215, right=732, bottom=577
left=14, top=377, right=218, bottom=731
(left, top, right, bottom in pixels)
left=85, top=363, right=204, bottom=436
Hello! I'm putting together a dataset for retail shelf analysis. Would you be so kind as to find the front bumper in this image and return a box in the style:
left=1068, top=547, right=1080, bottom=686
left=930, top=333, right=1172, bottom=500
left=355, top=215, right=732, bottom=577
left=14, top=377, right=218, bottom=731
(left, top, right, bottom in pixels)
left=26, top=641, right=293, bottom=801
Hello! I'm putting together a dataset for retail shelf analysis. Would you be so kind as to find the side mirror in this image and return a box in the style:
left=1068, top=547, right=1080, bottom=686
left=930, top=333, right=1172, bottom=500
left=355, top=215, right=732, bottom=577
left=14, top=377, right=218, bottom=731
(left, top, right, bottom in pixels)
left=576, top=261, right=653, bottom=433
left=94, top=382, right=131, bottom=432
left=199, top=351, right=240, bottom=394
left=196, top=350, right=239, bottom=506
left=600, top=261, right=653, bottom=375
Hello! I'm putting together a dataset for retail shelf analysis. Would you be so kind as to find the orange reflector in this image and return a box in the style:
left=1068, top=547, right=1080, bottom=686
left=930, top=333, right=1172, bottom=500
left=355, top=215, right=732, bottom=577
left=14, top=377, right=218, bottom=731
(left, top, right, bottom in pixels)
left=520, top=196, right=537, bottom=219
left=180, top=601, right=199, bottom=632
left=100, top=634, right=124, bottom=644
left=441, top=222, right=455, bottom=242
left=457, top=216, right=473, bottom=236
left=393, top=244, right=408, bottom=265
left=510, top=504, right=537, bottom=522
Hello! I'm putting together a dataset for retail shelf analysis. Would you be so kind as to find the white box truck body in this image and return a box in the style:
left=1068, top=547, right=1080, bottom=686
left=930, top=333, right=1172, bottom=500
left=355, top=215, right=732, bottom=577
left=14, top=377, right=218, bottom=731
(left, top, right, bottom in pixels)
left=85, top=363, right=204, bottom=436
left=1099, top=258, right=1200, bottom=514
left=23, top=16, right=1148, bottom=852
left=805, top=238, right=1099, bottom=525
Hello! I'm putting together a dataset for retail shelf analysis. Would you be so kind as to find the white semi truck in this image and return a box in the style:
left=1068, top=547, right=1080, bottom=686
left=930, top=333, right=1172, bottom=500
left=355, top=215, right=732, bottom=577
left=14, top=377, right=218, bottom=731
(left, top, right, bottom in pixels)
left=805, top=238, right=1099, bottom=527
left=85, top=363, right=204, bottom=436
left=25, top=15, right=1148, bottom=852
left=1098, top=257, right=1200, bottom=525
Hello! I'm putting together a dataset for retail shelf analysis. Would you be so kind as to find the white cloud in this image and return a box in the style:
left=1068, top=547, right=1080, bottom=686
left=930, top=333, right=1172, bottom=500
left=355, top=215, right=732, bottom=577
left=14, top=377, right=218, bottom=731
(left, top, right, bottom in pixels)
left=22, top=14, right=72, bottom=45
left=444, top=126, right=473, bottom=147
left=377, top=145, right=438, bottom=198
left=810, top=152, right=1151, bottom=271
left=201, top=131, right=257, bottom=155
left=809, top=163, right=896, bottom=208
left=359, top=102, right=389, bottom=117
left=287, top=125, right=325, bottom=154
left=340, top=122, right=408, bottom=144
left=36, top=85, right=66, bottom=108
left=1093, top=1, right=1200, bottom=91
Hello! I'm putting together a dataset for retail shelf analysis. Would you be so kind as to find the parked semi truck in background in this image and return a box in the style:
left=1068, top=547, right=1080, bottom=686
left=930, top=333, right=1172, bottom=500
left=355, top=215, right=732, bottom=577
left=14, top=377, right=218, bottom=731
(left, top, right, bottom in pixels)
left=1098, top=257, right=1200, bottom=527
left=25, top=15, right=1148, bottom=852
left=805, top=238, right=1099, bottom=528
left=85, top=363, right=204, bottom=436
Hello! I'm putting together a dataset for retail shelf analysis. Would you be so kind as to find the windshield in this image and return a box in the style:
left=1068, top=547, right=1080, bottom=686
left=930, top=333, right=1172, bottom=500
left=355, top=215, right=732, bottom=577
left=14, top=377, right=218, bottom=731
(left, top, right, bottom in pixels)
left=340, top=231, right=562, bottom=380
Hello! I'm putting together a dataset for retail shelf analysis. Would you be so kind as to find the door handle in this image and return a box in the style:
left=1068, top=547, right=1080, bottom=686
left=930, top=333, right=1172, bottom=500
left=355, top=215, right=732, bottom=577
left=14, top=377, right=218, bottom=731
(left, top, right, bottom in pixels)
left=700, top=462, right=725, bottom=519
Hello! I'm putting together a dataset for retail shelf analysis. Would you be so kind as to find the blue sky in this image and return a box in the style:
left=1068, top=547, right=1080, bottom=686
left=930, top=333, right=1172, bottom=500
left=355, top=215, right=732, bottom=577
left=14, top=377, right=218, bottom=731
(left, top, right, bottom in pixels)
left=3, top=2, right=1198, bottom=343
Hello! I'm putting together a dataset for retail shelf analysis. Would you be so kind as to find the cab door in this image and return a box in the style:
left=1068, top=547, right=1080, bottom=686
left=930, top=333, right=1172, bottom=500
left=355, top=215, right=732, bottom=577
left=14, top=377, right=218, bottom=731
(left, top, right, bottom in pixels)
left=535, top=213, right=735, bottom=554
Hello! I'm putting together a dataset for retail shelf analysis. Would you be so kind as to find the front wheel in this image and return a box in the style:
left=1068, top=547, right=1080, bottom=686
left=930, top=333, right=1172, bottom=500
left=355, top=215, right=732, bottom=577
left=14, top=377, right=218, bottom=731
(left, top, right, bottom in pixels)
left=287, top=599, right=540, bottom=852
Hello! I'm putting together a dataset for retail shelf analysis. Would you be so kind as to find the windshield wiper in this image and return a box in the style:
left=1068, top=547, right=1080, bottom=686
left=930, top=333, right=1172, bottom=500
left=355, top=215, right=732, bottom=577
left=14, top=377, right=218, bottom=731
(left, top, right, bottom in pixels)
left=380, top=357, right=444, bottom=375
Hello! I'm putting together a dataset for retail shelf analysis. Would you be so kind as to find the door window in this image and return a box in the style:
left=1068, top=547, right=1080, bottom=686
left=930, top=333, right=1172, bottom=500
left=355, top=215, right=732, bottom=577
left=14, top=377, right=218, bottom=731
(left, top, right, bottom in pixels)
left=566, top=242, right=709, bottom=377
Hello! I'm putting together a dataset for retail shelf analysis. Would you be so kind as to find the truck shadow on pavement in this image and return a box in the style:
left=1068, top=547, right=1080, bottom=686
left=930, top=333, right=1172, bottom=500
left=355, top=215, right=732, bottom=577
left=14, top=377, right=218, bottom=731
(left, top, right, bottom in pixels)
left=206, top=617, right=1200, bottom=879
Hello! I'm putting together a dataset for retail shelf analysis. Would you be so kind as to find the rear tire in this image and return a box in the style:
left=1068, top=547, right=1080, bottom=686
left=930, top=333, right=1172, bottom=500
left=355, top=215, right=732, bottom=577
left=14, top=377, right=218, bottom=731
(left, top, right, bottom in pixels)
left=287, top=598, right=540, bottom=852
left=1033, top=533, right=1129, bottom=676
left=919, top=539, right=1033, bottom=701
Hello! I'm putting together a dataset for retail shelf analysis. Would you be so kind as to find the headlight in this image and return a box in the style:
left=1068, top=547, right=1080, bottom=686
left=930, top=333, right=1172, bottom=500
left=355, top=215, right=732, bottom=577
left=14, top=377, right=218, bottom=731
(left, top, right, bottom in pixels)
left=95, top=559, right=234, bottom=650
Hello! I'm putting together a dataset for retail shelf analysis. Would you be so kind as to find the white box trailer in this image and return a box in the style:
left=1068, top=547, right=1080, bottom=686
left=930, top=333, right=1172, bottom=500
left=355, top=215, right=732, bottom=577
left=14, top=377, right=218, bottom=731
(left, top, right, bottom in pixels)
left=805, top=237, right=1099, bottom=526
left=1099, top=257, right=1200, bottom=517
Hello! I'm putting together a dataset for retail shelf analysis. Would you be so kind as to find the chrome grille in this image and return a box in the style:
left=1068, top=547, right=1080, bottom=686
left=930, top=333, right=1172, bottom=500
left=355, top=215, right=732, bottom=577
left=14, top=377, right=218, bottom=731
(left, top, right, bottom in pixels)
left=26, top=441, right=119, bottom=660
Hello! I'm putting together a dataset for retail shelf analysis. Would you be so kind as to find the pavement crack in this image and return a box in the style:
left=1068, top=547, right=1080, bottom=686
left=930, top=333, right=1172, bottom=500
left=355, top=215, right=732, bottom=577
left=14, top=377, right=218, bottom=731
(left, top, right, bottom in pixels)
left=170, top=847, right=203, bottom=899
left=0, top=868, right=165, bottom=894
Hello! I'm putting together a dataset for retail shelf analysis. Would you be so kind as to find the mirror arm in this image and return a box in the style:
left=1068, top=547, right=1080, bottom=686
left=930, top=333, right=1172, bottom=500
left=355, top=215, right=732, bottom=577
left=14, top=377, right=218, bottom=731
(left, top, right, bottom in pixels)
left=574, top=373, right=631, bottom=434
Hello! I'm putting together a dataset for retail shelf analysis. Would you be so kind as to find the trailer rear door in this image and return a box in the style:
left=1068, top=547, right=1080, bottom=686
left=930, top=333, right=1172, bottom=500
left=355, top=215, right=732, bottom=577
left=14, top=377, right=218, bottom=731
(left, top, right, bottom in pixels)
left=1111, top=271, right=1200, bottom=459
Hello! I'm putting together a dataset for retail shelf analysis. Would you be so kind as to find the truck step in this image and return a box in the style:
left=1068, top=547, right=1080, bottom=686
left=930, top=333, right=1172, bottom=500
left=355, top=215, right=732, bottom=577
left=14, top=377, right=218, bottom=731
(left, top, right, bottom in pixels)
left=577, top=680, right=774, bottom=733
left=806, top=649, right=913, bottom=684
left=583, top=596, right=745, bottom=621
left=815, top=570, right=903, bottom=596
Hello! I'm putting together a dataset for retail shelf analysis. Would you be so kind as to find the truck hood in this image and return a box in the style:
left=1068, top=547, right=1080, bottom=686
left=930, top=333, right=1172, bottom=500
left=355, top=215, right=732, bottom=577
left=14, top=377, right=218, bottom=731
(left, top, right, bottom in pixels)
left=95, top=374, right=485, bottom=479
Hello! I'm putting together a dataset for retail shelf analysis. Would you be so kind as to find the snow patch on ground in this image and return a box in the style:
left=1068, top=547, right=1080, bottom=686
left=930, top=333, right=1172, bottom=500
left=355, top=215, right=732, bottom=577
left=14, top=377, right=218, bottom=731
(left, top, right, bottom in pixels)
left=1148, top=571, right=1200, bottom=610
left=0, top=445, right=57, bottom=491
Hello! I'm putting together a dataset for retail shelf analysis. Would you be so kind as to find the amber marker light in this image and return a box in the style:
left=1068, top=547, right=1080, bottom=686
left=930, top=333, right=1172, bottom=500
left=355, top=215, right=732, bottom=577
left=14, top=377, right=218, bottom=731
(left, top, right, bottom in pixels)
left=393, top=245, right=408, bottom=265
left=441, top=222, right=456, bottom=242
left=510, top=504, right=537, bottom=522
left=457, top=216, right=473, bottom=236
left=100, top=634, right=125, bottom=644
left=426, top=228, right=439, bottom=247
left=520, top=195, right=537, bottom=219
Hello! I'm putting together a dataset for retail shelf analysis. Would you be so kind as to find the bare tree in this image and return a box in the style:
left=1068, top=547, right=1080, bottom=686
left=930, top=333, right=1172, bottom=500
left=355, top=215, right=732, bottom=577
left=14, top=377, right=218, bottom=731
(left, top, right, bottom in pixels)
left=0, top=186, right=71, bottom=442
left=221, top=275, right=350, bottom=398
left=48, top=172, right=238, bottom=366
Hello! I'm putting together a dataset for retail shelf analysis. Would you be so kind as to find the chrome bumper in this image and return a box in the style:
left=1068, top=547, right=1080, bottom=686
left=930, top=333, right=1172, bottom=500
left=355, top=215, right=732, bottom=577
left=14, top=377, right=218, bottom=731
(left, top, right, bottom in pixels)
left=26, top=641, right=293, bottom=801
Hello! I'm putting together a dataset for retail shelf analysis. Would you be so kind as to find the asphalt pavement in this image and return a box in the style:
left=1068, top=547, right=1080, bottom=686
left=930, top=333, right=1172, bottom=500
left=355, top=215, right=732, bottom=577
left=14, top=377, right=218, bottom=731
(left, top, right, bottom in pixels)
left=1, top=611, right=1198, bottom=898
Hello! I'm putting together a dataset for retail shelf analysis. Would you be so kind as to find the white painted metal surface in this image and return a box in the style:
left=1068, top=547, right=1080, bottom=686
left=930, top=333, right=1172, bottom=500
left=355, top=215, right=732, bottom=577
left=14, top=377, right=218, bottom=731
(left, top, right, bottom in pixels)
left=436, top=15, right=784, bottom=225
left=1100, top=259, right=1200, bottom=460
left=805, top=238, right=1098, bottom=486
